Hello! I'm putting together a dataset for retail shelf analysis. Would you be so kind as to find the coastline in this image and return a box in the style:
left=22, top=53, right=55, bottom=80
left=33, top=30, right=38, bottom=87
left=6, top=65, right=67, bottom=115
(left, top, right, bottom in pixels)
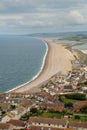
left=8, top=39, right=75, bottom=93
left=81, top=50, right=87, bottom=54
left=6, top=40, right=48, bottom=93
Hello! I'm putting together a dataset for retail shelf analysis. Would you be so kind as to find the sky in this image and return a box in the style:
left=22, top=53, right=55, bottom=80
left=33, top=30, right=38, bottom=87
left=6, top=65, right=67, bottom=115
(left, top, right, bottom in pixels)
left=0, top=0, right=87, bottom=34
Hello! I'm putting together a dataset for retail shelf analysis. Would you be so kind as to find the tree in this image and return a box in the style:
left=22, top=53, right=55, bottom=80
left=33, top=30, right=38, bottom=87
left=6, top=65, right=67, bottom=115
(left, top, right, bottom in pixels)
left=0, top=107, right=2, bottom=111
left=65, top=93, right=86, bottom=101
left=20, top=113, right=30, bottom=121
left=65, top=102, right=73, bottom=108
left=81, top=105, right=87, bottom=113
left=30, top=107, right=38, bottom=114
left=74, top=115, right=80, bottom=119
left=10, top=104, right=16, bottom=110
left=60, top=110, right=67, bottom=116
left=59, top=96, right=66, bottom=102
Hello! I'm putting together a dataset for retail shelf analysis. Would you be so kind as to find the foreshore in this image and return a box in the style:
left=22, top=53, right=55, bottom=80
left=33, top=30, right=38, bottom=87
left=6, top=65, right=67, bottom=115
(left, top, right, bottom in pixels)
left=9, top=39, right=75, bottom=93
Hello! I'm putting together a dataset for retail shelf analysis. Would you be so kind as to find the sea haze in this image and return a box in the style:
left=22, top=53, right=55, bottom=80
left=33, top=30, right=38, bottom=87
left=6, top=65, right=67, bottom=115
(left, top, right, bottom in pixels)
left=0, top=36, right=46, bottom=92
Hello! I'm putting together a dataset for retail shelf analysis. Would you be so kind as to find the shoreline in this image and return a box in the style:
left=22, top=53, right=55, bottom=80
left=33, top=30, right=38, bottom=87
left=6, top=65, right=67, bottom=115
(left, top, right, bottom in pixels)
left=6, top=40, right=48, bottom=93
left=81, top=50, right=87, bottom=54
left=8, top=39, right=75, bottom=93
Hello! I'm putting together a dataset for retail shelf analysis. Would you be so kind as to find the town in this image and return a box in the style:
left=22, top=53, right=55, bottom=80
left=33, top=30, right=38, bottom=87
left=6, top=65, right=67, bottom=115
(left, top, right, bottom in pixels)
left=0, top=60, right=87, bottom=130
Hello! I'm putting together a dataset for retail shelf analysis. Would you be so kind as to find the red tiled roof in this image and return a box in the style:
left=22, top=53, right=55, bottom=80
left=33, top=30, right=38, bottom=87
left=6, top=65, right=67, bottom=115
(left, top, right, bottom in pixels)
left=0, top=123, right=11, bottom=130
left=73, top=101, right=87, bottom=112
left=41, top=102, right=64, bottom=111
left=69, top=122, right=87, bottom=128
left=25, top=128, right=29, bottom=130
left=9, top=119, right=25, bottom=127
left=29, top=117, right=67, bottom=126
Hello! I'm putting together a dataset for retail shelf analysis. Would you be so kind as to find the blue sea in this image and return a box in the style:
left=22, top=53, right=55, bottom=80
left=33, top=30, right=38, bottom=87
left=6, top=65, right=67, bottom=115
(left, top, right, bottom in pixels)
left=0, top=35, right=47, bottom=92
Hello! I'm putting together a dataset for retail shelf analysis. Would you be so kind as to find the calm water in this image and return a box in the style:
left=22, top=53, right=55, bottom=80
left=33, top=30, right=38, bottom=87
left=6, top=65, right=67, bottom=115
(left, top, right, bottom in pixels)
left=0, top=36, right=46, bottom=92
left=72, top=43, right=87, bottom=50
left=58, top=39, right=87, bottom=50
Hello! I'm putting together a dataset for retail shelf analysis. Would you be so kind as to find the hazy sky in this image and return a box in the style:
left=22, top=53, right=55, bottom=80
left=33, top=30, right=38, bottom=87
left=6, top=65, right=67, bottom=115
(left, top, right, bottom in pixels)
left=0, top=0, right=87, bottom=34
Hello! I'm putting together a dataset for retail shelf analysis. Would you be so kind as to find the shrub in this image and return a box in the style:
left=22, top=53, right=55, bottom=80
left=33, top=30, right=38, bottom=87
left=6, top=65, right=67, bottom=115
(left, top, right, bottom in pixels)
left=64, top=93, right=86, bottom=100
left=74, top=115, right=80, bottom=119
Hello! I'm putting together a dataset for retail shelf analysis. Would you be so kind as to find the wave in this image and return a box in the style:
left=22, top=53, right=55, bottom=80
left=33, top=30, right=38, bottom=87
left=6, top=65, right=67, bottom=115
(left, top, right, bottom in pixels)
left=6, top=40, right=48, bottom=93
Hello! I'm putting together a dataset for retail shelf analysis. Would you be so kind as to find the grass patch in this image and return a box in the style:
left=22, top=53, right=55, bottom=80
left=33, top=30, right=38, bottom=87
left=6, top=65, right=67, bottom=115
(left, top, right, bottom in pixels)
left=38, top=112, right=62, bottom=118
left=84, top=59, right=87, bottom=64
left=70, top=115, right=87, bottom=122
left=59, top=93, right=86, bottom=103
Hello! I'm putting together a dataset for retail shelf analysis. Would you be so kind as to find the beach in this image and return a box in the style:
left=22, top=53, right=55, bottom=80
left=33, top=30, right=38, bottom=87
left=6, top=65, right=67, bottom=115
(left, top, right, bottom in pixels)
left=10, top=40, right=75, bottom=93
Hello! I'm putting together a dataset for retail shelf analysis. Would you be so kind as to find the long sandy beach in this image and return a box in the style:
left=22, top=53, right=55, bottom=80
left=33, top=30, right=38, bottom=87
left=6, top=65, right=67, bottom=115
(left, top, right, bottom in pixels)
left=10, top=40, right=75, bottom=93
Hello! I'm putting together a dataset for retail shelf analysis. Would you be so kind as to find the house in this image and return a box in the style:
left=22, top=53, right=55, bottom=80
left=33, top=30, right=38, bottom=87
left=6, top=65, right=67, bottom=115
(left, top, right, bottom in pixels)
left=82, top=87, right=87, bottom=93
left=48, top=88, right=56, bottom=96
left=40, top=101, right=64, bottom=112
left=43, top=87, right=49, bottom=93
left=20, top=99, right=32, bottom=112
left=69, top=122, right=87, bottom=130
left=0, top=94, right=6, bottom=103
left=11, top=106, right=25, bottom=119
left=0, top=123, right=13, bottom=130
left=11, top=98, right=23, bottom=105
left=0, top=103, right=10, bottom=112
left=1, top=115, right=12, bottom=123
left=29, top=117, right=68, bottom=128
left=9, top=119, right=26, bottom=129
left=29, top=125, right=74, bottom=130
left=85, top=71, right=87, bottom=79
left=63, top=85, right=73, bottom=92
left=73, top=101, right=87, bottom=112
left=73, top=61, right=82, bottom=68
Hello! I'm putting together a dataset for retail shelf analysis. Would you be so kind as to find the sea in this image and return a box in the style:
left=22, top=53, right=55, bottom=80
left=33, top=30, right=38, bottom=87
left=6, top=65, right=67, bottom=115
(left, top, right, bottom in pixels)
left=0, top=35, right=47, bottom=92
left=0, top=32, right=87, bottom=93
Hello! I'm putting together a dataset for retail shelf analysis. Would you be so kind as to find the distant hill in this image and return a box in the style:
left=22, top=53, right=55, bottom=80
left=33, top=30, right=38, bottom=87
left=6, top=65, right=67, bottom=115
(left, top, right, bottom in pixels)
left=26, top=31, right=87, bottom=38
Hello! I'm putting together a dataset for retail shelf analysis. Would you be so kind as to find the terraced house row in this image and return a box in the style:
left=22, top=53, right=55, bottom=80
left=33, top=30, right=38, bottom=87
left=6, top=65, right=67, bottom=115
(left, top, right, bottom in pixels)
left=0, top=117, right=87, bottom=130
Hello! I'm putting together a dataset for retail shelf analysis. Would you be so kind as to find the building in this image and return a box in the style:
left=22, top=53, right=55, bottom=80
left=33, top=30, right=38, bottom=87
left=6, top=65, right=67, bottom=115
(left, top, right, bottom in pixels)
left=29, top=117, right=68, bottom=128
left=40, top=102, right=64, bottom=112
left=29, top=125, right=74, bottom=130
left=63, top=85, right=73, bottom=92
left=0, top=123, right=13, bottom=130
left=1, top=115, right=12, bottom=123
left=69, top=122, right=87, bottom=130
left=9, top=119, right=26, bottom=129
left=82, top=87, right=87, bottom=93
left=73, top=101, right=87, bottom=112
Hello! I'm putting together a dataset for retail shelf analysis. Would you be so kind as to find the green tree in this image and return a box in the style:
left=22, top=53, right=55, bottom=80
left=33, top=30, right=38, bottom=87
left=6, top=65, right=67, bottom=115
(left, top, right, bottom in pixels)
left=20, top=113, right=30, bottom=121
left=59, top=96, right=66, bottom=102
left=74, top=115, right=80, bottom=119
left=10, top=104, right=16, bottom=110
left=65, top=93, right=86, bottom=100
left=30, top=107, right=38, bottom=114
left=81, top=105, right=87, bottom=113
left=65, top=102, right=73, bottom=108
left=0, top=107, right=2, bottom=111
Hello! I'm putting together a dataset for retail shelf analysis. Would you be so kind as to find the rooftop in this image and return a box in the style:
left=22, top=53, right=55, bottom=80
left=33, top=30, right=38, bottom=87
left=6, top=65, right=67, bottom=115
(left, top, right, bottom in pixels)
left=29, top=117, right=67, bottom=126
left=0, top=123, right=11, bottom=130
left=9, top=119, right=25, bottom=127
left=69, top=122, right=87, bottom=128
